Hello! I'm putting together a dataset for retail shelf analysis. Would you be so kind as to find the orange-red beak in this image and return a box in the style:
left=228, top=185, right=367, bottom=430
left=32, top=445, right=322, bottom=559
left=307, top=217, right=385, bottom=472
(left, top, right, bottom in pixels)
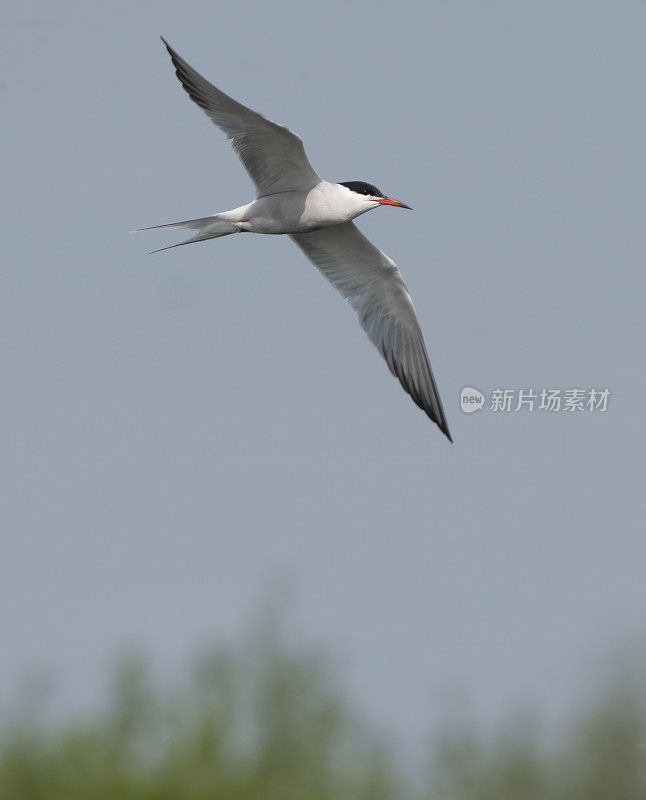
left=376, top=196, right=412, bottom=210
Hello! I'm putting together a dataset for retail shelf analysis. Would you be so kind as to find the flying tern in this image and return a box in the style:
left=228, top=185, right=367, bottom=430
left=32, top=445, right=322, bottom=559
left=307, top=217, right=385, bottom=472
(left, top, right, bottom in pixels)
left=143, top=38, right=452, bottom=441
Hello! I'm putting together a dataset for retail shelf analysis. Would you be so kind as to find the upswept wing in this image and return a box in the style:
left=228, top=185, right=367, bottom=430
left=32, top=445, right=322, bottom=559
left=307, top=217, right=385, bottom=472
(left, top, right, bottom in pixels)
left=162, top=39, right=321, bottom=197
left=291, top=223, right=451, bottom=440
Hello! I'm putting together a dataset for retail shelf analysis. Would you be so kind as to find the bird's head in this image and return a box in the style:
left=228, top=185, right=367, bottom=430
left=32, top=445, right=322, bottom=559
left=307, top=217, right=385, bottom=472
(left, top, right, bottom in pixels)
left=338, top=181, right=412, bottom=212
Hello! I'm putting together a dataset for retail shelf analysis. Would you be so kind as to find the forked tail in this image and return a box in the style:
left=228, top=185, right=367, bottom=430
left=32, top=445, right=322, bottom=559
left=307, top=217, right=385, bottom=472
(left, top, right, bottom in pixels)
left=134, top=215, right=240, bottom=253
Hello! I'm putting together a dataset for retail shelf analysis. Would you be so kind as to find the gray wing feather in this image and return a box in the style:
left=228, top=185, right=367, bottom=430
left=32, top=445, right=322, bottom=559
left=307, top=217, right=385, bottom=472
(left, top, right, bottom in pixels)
left=162, top=39, right=321, bottom=197
left=291, top=223, right=451, bottom=440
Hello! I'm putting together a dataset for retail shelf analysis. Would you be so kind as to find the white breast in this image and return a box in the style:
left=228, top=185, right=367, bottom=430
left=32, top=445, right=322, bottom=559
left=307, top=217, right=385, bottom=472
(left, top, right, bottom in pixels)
left=241, top=182, right=374, bottom=234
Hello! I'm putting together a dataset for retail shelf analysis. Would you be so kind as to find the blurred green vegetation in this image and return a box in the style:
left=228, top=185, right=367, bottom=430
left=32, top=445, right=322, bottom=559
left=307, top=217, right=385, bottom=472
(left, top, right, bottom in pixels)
left=1, top=629, right=645, bottom=800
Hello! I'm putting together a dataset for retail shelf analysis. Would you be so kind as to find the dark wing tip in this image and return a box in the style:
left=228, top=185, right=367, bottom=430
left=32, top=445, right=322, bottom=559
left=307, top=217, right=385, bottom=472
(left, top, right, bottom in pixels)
left=160, top=37, right=184, bottom=73
left=160, top=38, right=185, bottom=82
left=419, top=396, right=453, bottom=443
left=159, top=37, right=214, bottom=117
left=393, top=367, right=452, bottom=442
left=393, top=351, right=452, bottom=442
left=161, top=38, right=185, bottom=70
left=160, top=36, right=175, bottom=61
left=431, top=404, right=453, bottom=443
left=439, top=420, right=453, bottom=443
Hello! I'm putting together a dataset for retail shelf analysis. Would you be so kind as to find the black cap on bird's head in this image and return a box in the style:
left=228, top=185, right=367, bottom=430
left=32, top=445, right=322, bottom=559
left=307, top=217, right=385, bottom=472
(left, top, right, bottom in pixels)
left=340, top=181, right=412, bottom=209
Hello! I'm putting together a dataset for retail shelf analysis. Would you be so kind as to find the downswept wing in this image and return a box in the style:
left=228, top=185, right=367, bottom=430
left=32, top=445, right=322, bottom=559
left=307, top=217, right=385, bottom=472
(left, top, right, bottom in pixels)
left=162, top=39, right=321, bottom=197
left=291, top=223, right=451, bottom=440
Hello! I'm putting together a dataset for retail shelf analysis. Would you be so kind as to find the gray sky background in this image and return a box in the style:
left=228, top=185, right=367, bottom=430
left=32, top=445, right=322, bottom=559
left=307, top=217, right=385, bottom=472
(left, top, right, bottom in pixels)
left=2, top=0, right=645, bottom=747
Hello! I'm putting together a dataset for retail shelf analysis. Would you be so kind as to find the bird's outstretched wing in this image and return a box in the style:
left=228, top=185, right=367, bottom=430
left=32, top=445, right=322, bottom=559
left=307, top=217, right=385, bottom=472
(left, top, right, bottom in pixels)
left=162, top=38, right=321, bottom=197
left=291, top=223, right=451, bottom=441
